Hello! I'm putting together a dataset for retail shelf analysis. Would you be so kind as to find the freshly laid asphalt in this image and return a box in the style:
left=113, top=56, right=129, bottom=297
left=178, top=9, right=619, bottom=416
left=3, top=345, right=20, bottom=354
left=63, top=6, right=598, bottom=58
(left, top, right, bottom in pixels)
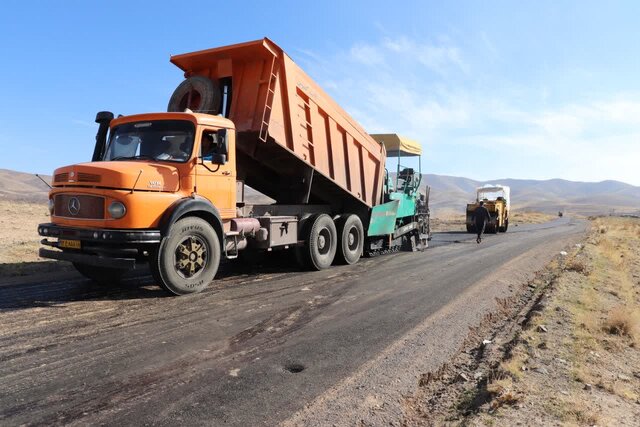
left=0, top=217, right=585, bottom=426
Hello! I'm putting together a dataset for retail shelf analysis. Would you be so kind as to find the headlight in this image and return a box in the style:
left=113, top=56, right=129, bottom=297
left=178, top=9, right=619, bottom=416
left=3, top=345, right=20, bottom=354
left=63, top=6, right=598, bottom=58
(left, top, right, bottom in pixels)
left=48, top=199, right=54, bottom=214
left=108, top=201, right=126, bottom=219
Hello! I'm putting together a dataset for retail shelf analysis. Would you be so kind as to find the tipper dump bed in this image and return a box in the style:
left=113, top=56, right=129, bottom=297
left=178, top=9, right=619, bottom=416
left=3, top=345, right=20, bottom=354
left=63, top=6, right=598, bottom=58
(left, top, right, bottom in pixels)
left=170, top=38, right=386, bottom=211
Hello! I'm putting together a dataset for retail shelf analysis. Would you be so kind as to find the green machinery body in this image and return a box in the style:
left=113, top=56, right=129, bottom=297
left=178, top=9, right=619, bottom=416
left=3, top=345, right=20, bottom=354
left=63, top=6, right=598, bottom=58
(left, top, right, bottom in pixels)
left=365, top=134, right=431, bottom=252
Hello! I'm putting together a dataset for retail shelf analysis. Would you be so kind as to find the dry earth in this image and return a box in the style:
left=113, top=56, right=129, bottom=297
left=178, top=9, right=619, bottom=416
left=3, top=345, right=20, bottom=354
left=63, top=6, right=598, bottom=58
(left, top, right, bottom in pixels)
left=431, top=210, right=557, bottom=233
left=0, top=200, right=69, bottom=277
left=401, top=217, right=640, bottom=426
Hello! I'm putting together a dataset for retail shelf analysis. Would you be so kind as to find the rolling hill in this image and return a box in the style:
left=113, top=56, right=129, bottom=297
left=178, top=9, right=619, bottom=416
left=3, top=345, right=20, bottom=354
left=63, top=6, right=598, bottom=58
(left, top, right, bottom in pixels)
left=422, top=174, right=640, bottom=216
left=0, top=169, right=52, bottom=203
left=1, top=168, right=638, bottom=216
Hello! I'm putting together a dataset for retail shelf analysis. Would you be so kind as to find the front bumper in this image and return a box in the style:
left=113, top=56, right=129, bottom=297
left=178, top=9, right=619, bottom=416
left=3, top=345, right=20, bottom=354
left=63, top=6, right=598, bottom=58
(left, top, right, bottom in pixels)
left=38, top=223, right=161, bottom=244
left=37, top=223, right=162, bottom=269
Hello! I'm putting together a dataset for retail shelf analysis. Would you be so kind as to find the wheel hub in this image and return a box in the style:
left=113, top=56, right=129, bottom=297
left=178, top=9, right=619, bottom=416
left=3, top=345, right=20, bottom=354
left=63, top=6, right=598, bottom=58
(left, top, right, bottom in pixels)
left=347, top=226, right=359, bottom=251
left=175, top=236, right=208, bottom=279
left=318, top=234, right=326, bottom=250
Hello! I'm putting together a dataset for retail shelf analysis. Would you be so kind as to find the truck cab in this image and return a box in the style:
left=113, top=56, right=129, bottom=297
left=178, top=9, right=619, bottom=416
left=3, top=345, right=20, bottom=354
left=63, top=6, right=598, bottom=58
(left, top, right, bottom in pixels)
left=39, top=112, right=237, bottom=293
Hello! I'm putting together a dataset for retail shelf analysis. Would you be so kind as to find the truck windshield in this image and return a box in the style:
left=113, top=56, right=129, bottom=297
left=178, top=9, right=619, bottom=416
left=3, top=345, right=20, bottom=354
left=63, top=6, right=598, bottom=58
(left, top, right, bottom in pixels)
left=104, top=120, right=195, bottom=163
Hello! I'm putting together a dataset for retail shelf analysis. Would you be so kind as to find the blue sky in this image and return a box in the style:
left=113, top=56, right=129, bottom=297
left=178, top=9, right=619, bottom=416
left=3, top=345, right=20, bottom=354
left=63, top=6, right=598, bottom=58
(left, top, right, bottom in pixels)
left=1, top=1, right=639, bottom=185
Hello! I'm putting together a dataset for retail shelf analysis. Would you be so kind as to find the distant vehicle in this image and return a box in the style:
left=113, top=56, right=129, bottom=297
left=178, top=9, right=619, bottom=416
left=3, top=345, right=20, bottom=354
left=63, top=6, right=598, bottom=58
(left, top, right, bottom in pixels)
left=37, top=38, right=430, bottom=296
left=558, top=211, right=564, bottom=217
left=466, top=185, right=510, bottom=234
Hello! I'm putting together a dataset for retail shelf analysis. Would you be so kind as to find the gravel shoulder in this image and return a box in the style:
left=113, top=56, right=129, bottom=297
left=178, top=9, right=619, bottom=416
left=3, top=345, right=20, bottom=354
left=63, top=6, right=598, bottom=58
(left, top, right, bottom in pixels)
left=403, top=217, right=640, bottom=426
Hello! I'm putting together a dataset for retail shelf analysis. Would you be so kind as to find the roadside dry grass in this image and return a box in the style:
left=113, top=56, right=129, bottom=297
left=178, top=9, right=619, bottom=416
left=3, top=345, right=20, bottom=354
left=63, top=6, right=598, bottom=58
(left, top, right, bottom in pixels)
left=465, top=217, right=640, bottom=426
left=430, top=212, right=467, bottom=232
left=509, top=210, right=558, bottom=225
left=0, top=200, right=64, bottom=277
left=431, top=210, right=557, bottom=233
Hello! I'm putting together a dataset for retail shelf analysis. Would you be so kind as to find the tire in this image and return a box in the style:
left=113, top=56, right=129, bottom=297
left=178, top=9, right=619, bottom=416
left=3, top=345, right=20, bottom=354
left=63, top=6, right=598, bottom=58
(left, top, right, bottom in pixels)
left=150, top=217, right=221, bottom=295
left=466, top=224, right=476, bottom=233
left=334, top=214, right=364, bottom=265
left=73, top=262, right=127, bottom=285
left=300, top=214, right=337, bottom=270
left=167, top=76, right=221, bottom=114
left=502, top=218, right=509, bottom=232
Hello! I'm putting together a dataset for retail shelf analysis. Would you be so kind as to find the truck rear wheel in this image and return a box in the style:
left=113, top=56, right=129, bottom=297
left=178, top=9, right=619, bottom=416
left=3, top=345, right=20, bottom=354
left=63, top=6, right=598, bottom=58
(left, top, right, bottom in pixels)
left=73, top=263, right=127, bottom=285
left=167, top=76, right=221, bottom=114
left=466, top=224, right=475, bottom=233
left=151, top=217, right=221, bottom=295
left=335, top=214, right=364, bottom=265
left=300, top=214, right=337, bottom=270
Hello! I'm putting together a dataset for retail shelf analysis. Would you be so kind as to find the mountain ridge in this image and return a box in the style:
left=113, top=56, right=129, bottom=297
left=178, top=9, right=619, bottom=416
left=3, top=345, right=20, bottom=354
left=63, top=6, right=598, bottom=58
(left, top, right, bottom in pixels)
left=1, top=168, right=638, bottom=216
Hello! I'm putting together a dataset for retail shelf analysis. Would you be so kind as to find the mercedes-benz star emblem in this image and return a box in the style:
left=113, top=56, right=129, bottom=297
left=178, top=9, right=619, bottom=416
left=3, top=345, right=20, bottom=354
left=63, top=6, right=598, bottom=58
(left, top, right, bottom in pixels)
left=68, top=197, right=81, bottom=216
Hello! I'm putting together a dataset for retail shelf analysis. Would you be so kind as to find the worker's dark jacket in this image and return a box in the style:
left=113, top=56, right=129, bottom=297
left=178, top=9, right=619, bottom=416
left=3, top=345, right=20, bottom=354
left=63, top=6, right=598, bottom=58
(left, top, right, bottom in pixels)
left=473, top=205, right=491, bottom=227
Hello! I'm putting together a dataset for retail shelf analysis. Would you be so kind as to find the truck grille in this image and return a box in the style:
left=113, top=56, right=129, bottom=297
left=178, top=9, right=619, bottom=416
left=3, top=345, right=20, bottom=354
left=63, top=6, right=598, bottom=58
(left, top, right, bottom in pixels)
left=55, top=173, right=69, bottom=182
left=54, top=194, right=105, bottom=219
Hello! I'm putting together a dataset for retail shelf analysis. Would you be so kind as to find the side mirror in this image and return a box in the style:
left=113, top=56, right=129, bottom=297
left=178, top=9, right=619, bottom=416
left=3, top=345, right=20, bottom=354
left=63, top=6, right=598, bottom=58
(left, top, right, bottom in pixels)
left=211, top=153, right=227, bottom=165
left=217, top=128, right=228, bottom=155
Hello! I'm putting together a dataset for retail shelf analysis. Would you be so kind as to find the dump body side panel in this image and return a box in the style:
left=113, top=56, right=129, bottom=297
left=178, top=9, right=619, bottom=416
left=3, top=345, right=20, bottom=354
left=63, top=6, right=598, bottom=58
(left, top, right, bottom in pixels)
left=170, top=38, right=386, bottom=211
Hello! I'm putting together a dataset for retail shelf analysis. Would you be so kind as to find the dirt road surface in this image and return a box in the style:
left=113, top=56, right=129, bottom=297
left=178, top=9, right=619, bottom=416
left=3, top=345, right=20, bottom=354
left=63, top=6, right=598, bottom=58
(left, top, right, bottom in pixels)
left=0, top=218, right=586, bottom=426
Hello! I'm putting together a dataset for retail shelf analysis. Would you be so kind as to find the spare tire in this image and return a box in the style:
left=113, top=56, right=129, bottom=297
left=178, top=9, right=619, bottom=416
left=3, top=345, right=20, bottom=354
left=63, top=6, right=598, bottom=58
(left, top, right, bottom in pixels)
left=167, top=76, right=221, bottom=114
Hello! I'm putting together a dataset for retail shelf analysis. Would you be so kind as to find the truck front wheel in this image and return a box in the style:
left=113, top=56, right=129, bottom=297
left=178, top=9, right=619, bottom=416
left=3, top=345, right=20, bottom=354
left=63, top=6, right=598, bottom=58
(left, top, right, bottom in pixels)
left=335, top=214, right=364, bottom=265
left=151, top=217, right=221, bottom=295
left=73, top=263, right=127, bottom=285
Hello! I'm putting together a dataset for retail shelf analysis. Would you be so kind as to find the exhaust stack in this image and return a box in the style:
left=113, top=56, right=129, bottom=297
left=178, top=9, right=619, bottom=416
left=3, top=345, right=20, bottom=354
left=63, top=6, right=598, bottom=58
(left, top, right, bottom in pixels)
left=92, top=111, right=114, bottom=161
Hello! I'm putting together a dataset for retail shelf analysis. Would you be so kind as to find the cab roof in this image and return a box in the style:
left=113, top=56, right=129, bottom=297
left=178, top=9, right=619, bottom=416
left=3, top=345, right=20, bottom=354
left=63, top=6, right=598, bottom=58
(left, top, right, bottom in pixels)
left=110, top=112, right=235, bottom=129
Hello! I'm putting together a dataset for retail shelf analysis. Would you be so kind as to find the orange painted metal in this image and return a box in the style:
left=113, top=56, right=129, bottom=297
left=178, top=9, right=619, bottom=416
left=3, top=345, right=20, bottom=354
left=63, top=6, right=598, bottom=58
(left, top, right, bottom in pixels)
left=170, top=38, right=387, bottom=209
left=50, top=113, right=237, bottom=229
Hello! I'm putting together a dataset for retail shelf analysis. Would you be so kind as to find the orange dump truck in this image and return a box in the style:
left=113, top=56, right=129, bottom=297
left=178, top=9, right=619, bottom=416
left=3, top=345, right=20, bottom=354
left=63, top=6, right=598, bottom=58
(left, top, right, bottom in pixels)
left=38, top=38, right=429, bottom=295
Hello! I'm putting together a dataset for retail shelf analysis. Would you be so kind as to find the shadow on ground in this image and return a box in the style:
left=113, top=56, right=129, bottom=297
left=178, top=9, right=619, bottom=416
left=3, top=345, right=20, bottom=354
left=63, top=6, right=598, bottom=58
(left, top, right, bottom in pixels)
left=0, top=250, right=306, bottom=311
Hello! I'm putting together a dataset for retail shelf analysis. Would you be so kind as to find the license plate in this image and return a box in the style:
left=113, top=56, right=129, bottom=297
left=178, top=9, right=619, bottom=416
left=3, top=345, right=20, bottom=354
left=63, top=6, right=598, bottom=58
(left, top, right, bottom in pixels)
left=59, top=239, right=81, bottom=249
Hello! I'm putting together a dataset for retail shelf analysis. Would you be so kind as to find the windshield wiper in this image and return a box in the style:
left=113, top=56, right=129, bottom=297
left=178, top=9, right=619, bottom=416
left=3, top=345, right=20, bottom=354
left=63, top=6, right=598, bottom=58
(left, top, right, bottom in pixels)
left=110, top=155, right=155, bottom=161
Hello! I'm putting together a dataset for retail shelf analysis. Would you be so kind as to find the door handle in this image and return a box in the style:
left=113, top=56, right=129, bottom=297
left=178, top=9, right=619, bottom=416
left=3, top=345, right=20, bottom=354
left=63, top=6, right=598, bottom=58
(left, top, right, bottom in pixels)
left=222, top=171, right=231, bottom=176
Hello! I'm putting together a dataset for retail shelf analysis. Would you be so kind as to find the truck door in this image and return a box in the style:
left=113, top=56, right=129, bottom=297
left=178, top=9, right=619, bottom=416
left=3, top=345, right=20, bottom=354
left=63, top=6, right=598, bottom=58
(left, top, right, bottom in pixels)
left=195, top=127, right=237, bottom=219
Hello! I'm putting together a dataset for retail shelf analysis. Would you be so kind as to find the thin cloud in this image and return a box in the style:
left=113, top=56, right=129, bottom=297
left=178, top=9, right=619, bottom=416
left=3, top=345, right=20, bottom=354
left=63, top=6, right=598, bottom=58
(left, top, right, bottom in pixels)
left=349, top=43, right=385, bottom=65
left=293, top=36, right=640, bottom=185
left=382, top=36, right=468, bottom=75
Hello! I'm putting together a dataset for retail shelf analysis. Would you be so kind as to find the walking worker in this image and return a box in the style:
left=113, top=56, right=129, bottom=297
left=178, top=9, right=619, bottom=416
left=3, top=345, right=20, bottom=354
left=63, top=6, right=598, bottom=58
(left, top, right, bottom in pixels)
left=473, top=200, right=491, bottom=244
